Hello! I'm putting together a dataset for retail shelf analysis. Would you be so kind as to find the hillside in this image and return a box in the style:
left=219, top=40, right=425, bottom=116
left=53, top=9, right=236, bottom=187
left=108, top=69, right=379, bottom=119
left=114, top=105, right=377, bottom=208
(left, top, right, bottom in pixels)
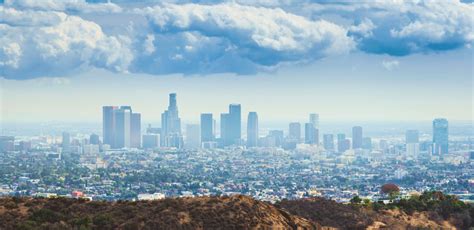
left=0, top=193, right=472, bottom=229
left=0, top=195, right=317, bottom=230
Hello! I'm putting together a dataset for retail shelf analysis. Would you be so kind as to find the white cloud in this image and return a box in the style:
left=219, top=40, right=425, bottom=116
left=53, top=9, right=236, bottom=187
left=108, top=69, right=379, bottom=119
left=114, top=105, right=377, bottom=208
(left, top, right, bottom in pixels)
left=0, top=0, right=473, bottom=78
left=4, top=0, right=122, bottom=13
left=314, top=0, right=474, bottom=55
left=136, top=3, right=354, bottom=73
left=382, top=60, right=400, bottom=71
left=0, top=6, right=133, bottom=79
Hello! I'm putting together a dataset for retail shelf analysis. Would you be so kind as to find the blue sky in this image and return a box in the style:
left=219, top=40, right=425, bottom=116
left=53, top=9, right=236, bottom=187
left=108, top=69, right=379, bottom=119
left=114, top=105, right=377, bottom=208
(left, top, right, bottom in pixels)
left=0, top=0, right=473, bottom=123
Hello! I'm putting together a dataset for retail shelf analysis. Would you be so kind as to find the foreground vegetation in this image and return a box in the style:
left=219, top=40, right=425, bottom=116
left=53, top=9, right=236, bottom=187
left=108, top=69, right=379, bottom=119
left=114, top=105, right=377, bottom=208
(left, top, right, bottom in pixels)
left=0, top=191, right=472, bottom=229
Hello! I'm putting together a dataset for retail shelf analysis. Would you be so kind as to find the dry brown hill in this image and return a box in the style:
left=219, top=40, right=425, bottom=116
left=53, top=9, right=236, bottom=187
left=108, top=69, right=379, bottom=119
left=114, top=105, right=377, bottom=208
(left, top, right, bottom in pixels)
left=0, top=195, right=318, bottom=230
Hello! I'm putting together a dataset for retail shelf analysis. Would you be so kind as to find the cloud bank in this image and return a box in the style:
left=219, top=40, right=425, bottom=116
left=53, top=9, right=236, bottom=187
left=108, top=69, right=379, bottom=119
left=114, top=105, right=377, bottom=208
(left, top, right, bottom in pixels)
left=0, top=0, right=472, bottom=79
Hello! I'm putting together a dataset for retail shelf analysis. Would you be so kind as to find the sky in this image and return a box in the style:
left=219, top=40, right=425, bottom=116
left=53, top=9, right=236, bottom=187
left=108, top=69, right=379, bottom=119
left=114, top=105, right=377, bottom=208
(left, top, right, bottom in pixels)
left=0, top=0, right=473, bottom=124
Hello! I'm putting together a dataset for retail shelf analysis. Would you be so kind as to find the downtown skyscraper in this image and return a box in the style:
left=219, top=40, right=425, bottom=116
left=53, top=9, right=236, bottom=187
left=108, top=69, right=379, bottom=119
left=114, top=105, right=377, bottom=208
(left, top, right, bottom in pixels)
left=352, top=126, right=363, bottom=149
left=200, top=113, right=215, bottom=143
left=433, top=118, right=448, bottom=155
left=161, top=93, right=183, bottom=148
left=220, top=104, right=241, bottom=146
left=406, top=129, right=420, bottom=156
left=304, top=123, right=318, bottom=145
left=103, top=106, right=141, bottom=148
left=247, top=112, right=258, bottom=147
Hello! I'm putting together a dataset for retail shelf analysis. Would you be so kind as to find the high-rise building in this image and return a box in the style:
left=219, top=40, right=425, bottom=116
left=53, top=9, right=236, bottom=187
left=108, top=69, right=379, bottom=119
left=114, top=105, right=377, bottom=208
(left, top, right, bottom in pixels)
left=220, top=104, right=242, bottom=146
left=185, top=124, right=201, bottom=149
left=102, top=106, right=117, bottom=147
left=102, top=106, right=140, bottom=149
left=200, top=113, right=215, bottom=143
left=406, top=130, right=420, bottom=156
left=89, top=133, right=100, bottom=145
left=288, top=122, right=301, bottom=142
left=304, top=123, right=318, bottom=145
left=113, top=106, right=132, bottom=148
left=247, top=112, right=258, bottom=147
left=433, top=118, right=448, bottom=155
left=309, top=113, right=319, bottom=129
left=62, top=132, right=71, bottom=152
left=161, top=93, right=182, bottom=148
left=228, top=104, right=241, bottom=145
left=337, top=133, right=348, bottom=153
left=323, top=134, right=334, bottom=150
left=352, top=126, right=363, bottom=149
left=131, top=113, right=141, bottom=148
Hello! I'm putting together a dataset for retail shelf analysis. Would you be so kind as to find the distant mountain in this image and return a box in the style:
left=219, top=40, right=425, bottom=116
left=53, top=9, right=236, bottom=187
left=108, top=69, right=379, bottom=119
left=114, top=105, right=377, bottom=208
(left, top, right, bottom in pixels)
left=0, top=193, right=471, bottom=229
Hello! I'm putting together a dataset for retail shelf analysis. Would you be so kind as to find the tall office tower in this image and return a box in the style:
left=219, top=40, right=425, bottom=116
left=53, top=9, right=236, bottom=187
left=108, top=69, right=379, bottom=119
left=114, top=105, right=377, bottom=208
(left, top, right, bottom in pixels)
left=309, top=113, right=319, bottom=129
left=89, top=133, right=100, bottom=145
left=62, top=132, right=71, bottom=152
left=220, top=113, right=229, bottom=146
left=323, top=134, right=334, bottom=151
left=185, top=124, right=201, bottom=149
left=406, top=129, right=420, bottom=156
left=228, top=104, right=242, bottom=145
left=130, top=113, right=141, bottom=148
left=433, top=118, right=449, bottom=155
left=220, top=104, right=242, bottom=146
left=288, top=122, right=301, bottom=142
left=200, top=113, right=214, bottom=142
left=247, top=112, right=259, bottom=147
left=305, top=123, right=318, bottom=145
left=268, top=130, right=284, bottom=147
left=352, top=126, right=363, bottom=149
left=362, top=137, right=372, bottom=150
left=113, top=106, right=132, bottom=148
left=103, top=106, right=118, bottom=147
left=161, top=93, right=182, bottom=147
left=336, top=133, right=346, bottom=152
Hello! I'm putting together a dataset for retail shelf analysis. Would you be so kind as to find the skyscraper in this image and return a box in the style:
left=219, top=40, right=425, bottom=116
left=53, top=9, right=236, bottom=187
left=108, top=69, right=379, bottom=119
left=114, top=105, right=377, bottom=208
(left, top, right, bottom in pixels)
left=200, top=113, right=215, bottom=143
left=113, top=106, right=131, bottom=148
left=305, top=123, right=318, bottom=145
left=161, top=93, right=182, bottom=148
left=62, top=132, right=70, bottom=152
left=309, top=113, right=319, bottom=129
left=131, top=113, right=141, bottom=148
left=406, top=129, right=420, bottom=156
left=102, top=106, right=117, bottom=147
left=220, top=113, right=229, bottom=146
left=220, top=104, right=242, bottom=146
left=288, top=122, right=301, bottom=142
left=247, top=112, right=258, bottom=147
left=337, top=133, right=348, bottom=153
left=352, top=126, right=363, bottom=149
left=323, top=134, right=334, bottom=150
left=185, top=124, right=201, bottom=149
left=433, top=118, right=448, bottom=155
left=229, top=104, right=241, bottom=145
left=102, top=105, right=140, bottom=149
